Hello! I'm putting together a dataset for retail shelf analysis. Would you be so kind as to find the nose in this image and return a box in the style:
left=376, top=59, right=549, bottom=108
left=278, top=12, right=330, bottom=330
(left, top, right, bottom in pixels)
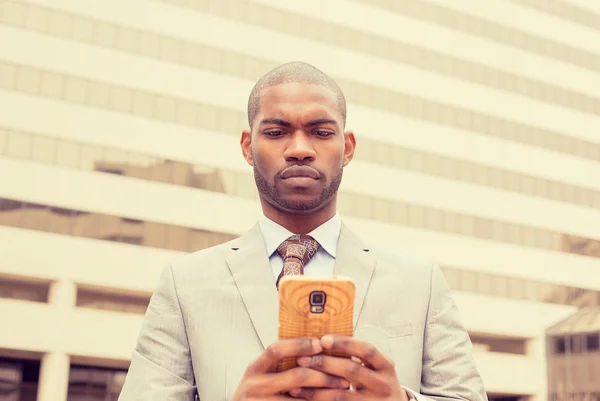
left=284, top=132, right=316, bottom=161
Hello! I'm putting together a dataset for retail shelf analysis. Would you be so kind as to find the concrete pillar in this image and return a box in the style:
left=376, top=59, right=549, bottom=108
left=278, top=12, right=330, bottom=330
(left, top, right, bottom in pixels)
left=47, top=280, right=77, bottom=308
left=37, top=352, right=70, bottom=401
left=37, top=280, right=77, bottom=401
left=526, top=333, right=548, bottom=401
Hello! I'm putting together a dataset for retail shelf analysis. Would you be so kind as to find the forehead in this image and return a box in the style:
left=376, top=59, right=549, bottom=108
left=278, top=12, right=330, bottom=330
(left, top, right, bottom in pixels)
left=258, top=82, right=342, bottom=121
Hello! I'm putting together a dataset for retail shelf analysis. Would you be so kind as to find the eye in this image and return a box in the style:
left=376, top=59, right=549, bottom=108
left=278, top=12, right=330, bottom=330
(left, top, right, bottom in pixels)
left=314, top=131, right=334, bottom=137
left=264, top=130, right=284, bottom=137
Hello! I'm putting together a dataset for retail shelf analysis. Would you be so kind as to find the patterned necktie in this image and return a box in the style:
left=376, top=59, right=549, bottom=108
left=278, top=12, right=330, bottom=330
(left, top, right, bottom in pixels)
left=275, top=234, right=320, bottom=289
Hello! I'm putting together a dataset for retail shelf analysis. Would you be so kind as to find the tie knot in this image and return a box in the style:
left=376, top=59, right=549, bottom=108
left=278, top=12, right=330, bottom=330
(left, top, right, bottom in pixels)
left=276, top=234, right=320, bottom=267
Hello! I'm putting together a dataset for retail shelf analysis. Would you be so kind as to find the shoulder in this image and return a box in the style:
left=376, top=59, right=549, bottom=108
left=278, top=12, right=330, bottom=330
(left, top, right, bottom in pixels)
left=167, top=236, right=241, bottom=278
left=369, top=243, right=437, bottom=278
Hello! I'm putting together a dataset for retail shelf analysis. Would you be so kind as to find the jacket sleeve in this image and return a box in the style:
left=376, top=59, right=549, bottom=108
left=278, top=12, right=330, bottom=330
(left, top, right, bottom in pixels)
left=118, top=265, right=197, bottom=401
left=415, top=264, right=488, bottom=401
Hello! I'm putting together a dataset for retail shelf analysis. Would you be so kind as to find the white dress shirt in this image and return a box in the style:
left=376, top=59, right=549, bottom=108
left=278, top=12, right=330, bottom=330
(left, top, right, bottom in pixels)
left=258, top=212, right=341, bottom=281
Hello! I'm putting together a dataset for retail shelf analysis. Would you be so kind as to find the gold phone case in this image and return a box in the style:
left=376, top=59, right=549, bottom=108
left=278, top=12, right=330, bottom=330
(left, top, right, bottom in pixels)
left=277, top=275, right=355, bottom=371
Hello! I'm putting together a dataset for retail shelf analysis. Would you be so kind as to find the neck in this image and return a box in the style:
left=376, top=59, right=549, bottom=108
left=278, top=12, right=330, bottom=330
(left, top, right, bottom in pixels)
left=261, top=198, right=337, bottom=234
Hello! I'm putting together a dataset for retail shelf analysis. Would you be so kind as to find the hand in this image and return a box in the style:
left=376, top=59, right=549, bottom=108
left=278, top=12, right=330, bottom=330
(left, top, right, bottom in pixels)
left=231, top=337, right=351, bottom=400
left=293, top=335, right=410, bottom=400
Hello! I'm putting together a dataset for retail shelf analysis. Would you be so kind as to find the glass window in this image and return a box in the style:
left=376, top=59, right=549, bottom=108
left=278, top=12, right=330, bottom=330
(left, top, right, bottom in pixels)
left=372, top=198, right=390, bottom=222
left=355, top=195, right=372, bottom=219
left=24, top=4, right=49, bottom=32
left=87, top=81, right=110, bottom=108
left=212, top=168, right=235, bottom=194
left=108, top=85, right=133, bottom=113
left=68, top=365, right=127, bottom=401
left=508, top=276, right=526, bottom=300
left=7, top=130, right=32, bottom=159
left=175, top=99, right=199, bottom=126
left=474, top=218, right=493, bottom=239
left=423, top=153, right=441, bottom=176
left=440, top=267, right=460, bottom=290
left=477, top=272, right=493, bottom=296
left=40, top=71, right=65, bottom=99
left=521, top=175, right=535, bottom=196
left=71, top=16, right=94, bottom=43
left=373, top=141, right=392, bottom=166
left=116, top=26, right=139, bottom=53
left=16, top=66, right=41, bottom=94
left=392, top=146, right=409, bottom=170
left=155, top=95, right=177, bottom=122
left=131, top=91, right=155, bottom=118
left=165, top=225, right=190, bottom=251
left=337, top=193, right=356, bottom=216
left=31, top=135, right=56, bottom=164
left=459, top=270, right=477, bottom=293
left=442, top=211, right=458, bottom=234
left=80, top=144, right=105, bottom=171
left=93, top=21, right=117, bottom=47
left=389, top=202, right=408, bottom=225
left=407, top=150, right=424, bottom=172
left=47, top=9, right=72, bottom=38
left=555, top=337, right=567, bottom=354
left=0, top=62, right=17, bottom=90
left=55, top=140, right=80, bottom=168
left=458, top=214, right=474, bottom=236
left=181, top=41, right=204, bottom=68
left=159, top=36, right=182, bottom=63
left=235, top=172, right=258, bottom=199
left=198, top=103, right=219, bottom=131
left=440, top=156, right=458, bottom=180
left=586, top=334, right=599, bottom=351
left=64, top=76, right=88, bottom=104
left=0, top=128, right=7, bottom=155
left=407, top=204, right=424, bottom=228
left=0, top=357, right=40, bottom=399
left=472, top=164, right=488, bottom=185
left=424, top=208, right=443, bottom=231
left=491, top=220, right=506, bottom=242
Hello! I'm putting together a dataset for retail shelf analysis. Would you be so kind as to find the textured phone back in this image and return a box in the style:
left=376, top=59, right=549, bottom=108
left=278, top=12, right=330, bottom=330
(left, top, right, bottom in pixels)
left=277, top=276, right=355, bottom=371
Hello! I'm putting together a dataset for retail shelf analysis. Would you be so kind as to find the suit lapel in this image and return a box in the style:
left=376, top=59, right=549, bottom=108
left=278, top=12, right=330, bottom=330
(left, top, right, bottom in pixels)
left=333, top=223, right=377, bottom=329
left=226, top=222, right=377, bottom=349
left=226, top=224, right=279, bottom=350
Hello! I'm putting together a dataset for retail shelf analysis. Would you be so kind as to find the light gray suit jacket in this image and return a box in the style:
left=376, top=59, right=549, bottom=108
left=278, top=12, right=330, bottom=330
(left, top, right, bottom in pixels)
left=119, top=223, right=487, bottom=400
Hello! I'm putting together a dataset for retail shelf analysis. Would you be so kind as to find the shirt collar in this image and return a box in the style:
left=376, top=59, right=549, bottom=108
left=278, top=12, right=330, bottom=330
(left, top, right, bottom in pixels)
left=258, top=213, right=341, bottom=259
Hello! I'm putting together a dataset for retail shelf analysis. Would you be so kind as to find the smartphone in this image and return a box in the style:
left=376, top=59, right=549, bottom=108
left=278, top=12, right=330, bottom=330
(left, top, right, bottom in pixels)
left=277, top=275, right=356, bottom=371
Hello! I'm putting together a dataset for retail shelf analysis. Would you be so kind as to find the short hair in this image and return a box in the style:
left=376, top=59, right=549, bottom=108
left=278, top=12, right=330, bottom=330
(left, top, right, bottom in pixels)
left=247, top=61, right=347, bottom=128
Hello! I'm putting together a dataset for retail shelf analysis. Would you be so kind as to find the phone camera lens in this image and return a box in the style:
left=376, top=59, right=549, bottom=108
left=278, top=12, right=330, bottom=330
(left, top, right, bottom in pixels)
left=310, top=291, right=326, bottom=306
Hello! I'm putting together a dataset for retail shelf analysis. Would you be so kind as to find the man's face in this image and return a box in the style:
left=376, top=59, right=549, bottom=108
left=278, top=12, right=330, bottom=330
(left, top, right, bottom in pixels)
left=242, top=82, right=354, bottom=214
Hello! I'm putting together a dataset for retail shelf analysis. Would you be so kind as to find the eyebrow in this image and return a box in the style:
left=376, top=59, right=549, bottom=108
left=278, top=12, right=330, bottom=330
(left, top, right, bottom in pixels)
left=259, top=118, right=292, bottom=127
left=304, top=118, right=337, bottom=127
left=259, top=117, right=338, bottom=128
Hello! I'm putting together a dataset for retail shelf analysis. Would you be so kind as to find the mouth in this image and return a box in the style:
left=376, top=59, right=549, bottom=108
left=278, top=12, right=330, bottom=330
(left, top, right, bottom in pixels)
left=280, top=165, right=320, bottom=180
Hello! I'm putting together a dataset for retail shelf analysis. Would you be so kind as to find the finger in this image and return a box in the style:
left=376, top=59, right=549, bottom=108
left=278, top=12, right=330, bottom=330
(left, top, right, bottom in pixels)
left=320, top=335, right=393, bottom=371
left=297, top=354, right=383, bottom=390
left=250, top=338, right=322, bottom=373
left=267, top=367, right=350, bottom=395
left=302, top=388, right=362, bottom=401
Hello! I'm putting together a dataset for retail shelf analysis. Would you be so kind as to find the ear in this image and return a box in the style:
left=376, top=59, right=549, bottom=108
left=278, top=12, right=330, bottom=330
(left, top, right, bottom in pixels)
left=240, top=130, right=254, bottom=166
left=342, top=132, right=356, bottom=167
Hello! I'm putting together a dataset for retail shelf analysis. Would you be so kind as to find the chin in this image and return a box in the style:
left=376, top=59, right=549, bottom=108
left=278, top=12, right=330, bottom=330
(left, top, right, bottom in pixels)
left=271, top=195, right=330, bottom=214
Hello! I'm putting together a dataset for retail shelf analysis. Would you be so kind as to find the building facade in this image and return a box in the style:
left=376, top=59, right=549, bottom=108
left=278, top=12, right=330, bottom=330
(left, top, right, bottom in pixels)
left=0, top=0, right=599, bottom=400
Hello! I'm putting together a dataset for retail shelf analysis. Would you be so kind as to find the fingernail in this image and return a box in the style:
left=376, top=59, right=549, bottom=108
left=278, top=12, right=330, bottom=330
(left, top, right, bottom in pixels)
left=312, top=339, right=322, bottom=352
left=297, top=356, right=311, bottom=367
left=341, top=379, right=350, bottom=388
left=290, top=388, right=301, bottom=397
left=321, top=335, right=334, bottom=349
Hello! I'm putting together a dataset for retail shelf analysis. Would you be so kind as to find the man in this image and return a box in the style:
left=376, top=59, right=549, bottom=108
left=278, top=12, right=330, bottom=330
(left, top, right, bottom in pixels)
left=118, top=62, right=488, bottom=400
